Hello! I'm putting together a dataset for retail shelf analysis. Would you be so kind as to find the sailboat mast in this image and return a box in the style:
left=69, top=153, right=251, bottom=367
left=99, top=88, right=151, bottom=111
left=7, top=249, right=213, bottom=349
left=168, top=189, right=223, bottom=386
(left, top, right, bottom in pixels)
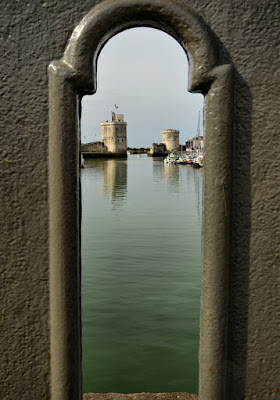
left=195, top=111, right=200, bottom=152
left=197, top=110, right=200, bottom=137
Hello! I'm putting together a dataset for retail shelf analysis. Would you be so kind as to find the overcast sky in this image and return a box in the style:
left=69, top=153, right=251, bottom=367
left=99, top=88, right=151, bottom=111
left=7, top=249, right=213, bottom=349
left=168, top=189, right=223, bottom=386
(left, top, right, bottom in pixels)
left=81, top=27, right=204, bottom=148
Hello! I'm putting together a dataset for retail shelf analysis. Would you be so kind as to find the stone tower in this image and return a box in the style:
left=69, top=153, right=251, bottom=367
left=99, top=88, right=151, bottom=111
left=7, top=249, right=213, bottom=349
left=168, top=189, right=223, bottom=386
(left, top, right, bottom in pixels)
left=162, top=129, right=180, bottom=152
left=101, top=112, right=127, bottom=154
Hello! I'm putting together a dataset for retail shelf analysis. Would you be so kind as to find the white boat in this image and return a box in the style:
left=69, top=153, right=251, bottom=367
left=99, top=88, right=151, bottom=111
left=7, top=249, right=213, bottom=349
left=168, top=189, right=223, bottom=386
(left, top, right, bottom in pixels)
left=193, top=153, right=203, bottom=168
left=164, top=153, right=180, bottom=164
left=177, top=155, right=188, bottom=164
left=186, top=155, right=194, bottom=164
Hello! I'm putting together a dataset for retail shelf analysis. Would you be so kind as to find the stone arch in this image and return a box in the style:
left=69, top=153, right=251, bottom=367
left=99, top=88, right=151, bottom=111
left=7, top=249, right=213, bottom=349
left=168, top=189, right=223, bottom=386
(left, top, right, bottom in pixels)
left=48, top=1, right=233, bottom=399
left=61, top=0, right=218, bottom=94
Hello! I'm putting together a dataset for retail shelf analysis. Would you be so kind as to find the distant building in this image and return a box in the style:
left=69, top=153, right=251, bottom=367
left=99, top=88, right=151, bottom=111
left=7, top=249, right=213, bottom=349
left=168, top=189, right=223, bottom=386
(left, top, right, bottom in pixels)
left=186, top=135, right=204, bottom=151
left=101, top=112, right=127, bottom=154
left=162, top=129, right=180, bottom=152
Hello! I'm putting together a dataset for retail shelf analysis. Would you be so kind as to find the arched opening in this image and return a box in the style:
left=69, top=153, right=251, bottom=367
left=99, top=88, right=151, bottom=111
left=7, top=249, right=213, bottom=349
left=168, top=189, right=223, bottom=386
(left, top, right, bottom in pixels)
left=81, top=27, right=204, bottom=395
left=48, top=2, right=233, bottom=399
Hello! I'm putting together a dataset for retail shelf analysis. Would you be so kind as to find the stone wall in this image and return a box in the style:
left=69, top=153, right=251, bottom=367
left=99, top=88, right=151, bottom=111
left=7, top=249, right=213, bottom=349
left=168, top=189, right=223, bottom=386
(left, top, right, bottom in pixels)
left=81, top=142, right=108, bottom=152
left=148, top=143, right=168, bottom=156
left=1, top=1, right=279, bottom=399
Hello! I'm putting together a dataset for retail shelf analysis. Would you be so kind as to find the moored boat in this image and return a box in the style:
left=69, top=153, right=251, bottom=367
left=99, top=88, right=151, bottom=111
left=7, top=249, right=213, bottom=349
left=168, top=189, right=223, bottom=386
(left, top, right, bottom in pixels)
left=186, top=156, right=194, bottom=164
left=177, top=155, right=188, bottom=164
left=164, top=153, right=180, bottom=164
left=193, top=154, right=203, bottom=168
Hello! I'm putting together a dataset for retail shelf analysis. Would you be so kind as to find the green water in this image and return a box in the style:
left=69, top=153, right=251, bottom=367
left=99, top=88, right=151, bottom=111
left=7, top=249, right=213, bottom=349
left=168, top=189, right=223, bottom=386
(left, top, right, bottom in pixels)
left=81, top=155, right=202, bottom=394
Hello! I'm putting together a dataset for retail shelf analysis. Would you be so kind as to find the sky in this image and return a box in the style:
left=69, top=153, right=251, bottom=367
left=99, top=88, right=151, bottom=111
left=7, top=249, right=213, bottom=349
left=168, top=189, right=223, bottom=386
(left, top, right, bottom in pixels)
left=81, top=27, right=204, bottom=148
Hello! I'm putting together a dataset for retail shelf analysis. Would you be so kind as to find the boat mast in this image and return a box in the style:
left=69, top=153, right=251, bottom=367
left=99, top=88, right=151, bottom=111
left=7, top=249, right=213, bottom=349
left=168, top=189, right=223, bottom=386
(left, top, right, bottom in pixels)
left=195, top=111, right=200, bottom=152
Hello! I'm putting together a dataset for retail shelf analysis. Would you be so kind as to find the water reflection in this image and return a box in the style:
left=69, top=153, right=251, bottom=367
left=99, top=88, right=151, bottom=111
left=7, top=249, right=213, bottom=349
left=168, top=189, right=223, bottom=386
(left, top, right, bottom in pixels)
left=84, top=158, right=127, bottom=209
left=102, top=159, right=127, bottom=208
left=82, top=156, right=202, bottom=394
left=162, top=163, right=181, bottom=192
left=153, top=157, right=203, bottom=223
left=152, top=157, right=181, bottom=193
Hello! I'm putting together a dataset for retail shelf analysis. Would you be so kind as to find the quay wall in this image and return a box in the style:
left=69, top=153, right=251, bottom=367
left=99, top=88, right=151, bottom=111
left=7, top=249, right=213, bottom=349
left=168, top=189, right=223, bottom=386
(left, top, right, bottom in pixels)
left=81, top=141, right=127, bottom=158
left=83, top=152, right=127, bottom=159
left=81, top=141, right=108, bottom=153
left=148, top=143, right=168, bottom=157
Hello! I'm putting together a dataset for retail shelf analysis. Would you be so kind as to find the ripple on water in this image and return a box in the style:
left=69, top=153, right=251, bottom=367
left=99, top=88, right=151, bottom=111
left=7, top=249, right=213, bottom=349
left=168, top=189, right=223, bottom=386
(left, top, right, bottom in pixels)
left=82, top=155, right=202, bottom=394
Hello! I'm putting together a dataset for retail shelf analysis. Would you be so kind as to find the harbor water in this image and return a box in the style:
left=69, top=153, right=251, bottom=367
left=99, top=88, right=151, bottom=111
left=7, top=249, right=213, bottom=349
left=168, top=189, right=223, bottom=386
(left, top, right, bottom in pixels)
left=81, top=154, right=203, bottom=394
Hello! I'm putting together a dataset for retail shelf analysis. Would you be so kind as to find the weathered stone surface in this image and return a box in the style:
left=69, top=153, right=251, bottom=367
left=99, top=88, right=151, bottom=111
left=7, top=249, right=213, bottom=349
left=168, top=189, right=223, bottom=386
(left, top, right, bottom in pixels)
left=1, top=0, right=279, bottom=399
